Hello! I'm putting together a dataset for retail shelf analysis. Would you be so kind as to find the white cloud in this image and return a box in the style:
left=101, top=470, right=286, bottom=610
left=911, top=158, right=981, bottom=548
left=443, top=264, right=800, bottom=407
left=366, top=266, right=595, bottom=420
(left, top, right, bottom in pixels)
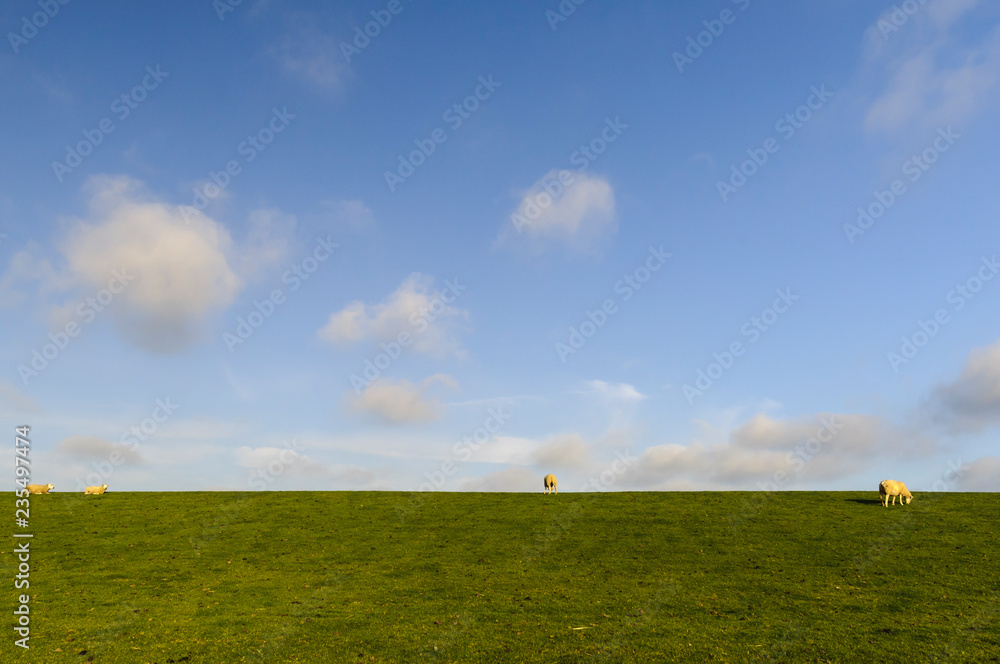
left=0, top=382, right=38, bottom=415
left=56, top=435, right=144, bottom=465
left=580, top=380, right=646, bottom=402
left=235, top=207, right=297, bottom=281
left=863, top=0, right=1000, bottom=134
left=927, top=0, right=981, bottom=30
left=0, top=244, right=74, bottom=307
left=457, top=466, right=540, bottom=492
left=928, top=339, right=1000, bottom=433
left=348, top=374, right=457, bottom=424
left=631, top=412, right=930, bottom=489
left=316, top=199, right=376, bottom=231
left=532, top=433, right=590, bottom=469
left=576, top=380, right=646, bottom=431
left=234, top=445, right=326, bottom=476
left=495, top=170, right=616, bottom=254
left=54, top=176, right=243, bottom=352
left=273, top=15, right=351, bottom=91
left=318, top=273, right=469, bottom=357
left=0, top=176, right=306, bottom=353
left=690, top=152, right=715, bottom=169
left=956, top=456, right=1000, bottom=491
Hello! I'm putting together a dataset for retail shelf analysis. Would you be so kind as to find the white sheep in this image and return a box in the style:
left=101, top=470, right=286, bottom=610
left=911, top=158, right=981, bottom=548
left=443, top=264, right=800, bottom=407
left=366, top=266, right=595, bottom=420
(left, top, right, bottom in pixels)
left=879, top=479, right=912, bottom=506
left=544, top=474, right=557, bottom=494
left=26, top=483, right=54, bottom=494
left=84, top=484, right=109, bottom=495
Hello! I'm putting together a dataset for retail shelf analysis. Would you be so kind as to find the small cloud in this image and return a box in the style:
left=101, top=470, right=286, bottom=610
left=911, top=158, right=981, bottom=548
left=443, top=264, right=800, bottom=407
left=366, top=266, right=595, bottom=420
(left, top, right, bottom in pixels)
left=317, top=199, right=376, bottom=231
left=234, top=445, right=326, bottom=476
left=927, top=339, right=1000, bottom=434
left=318, top=273, right=469, bottom=357
left=0, top=243, right=74, bottom=307
left=56, top=436, right=144, bottom=465
left=273, top=14, right=351, bottom=92
left=457, top=466, right=539, bottom=492
left=927, top=0, right=982, bottom=30
left=495, top=170, right=616, bottom=255
left=579, top=380, right=646, bottom=402
left=0, top=382, right=39, bottom=415
left=631, top=411, right=930, bottom=489
left=690, top=152, right=715, bottom=169
left=956, top=456, right=1000, bottom=491
left=235, top=207, right=297, bottom=281
left=532, top=433, right=590, bottom=469
left=862, top=0, right=1000, bottom=135
left=348, top=375, right=457, bottom=424
left=576, top=380, right=646, bottom=430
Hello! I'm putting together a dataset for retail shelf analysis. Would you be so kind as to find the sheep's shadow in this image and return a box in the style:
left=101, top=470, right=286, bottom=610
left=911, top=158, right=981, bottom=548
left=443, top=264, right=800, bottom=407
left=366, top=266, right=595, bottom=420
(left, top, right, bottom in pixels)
left=845, top=498, right=882, bottom=505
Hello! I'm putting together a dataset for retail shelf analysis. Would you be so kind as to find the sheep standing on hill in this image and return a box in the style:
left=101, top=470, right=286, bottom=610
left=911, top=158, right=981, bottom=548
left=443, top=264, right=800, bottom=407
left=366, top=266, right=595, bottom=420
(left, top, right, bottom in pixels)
left=84, top=484, right=109, bottom=495
left=544, top=474, right=557, bottom=494
left=26, top=483, right=54, bottom=494
left=879, top=479, right=912, bottom=506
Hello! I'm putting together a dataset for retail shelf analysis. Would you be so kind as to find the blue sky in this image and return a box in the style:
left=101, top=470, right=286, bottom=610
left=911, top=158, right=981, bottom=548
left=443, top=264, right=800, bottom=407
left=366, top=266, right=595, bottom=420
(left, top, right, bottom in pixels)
left=2, top=0, right=999, bottom=493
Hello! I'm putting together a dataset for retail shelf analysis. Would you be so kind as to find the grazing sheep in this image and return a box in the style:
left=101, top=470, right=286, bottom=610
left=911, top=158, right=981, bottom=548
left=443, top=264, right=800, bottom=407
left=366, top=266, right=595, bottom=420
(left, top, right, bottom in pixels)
left=879, top=479, right=912, bottom=506
left=25, top=483, right=54, bottom=494
left=84, top=484, right=109, bottom=495
left=544, top=474, right=557, bottom=494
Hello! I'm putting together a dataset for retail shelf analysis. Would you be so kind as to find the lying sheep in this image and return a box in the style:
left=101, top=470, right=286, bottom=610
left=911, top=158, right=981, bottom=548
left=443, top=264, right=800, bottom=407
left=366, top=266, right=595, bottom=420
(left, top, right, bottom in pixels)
left=26, top=483, right=54, bottom=494
left=544, top=474, right=557, bottom=494
left=84, top=484, right=109, bottom=495
left=879, top=479, right=912, bottom=506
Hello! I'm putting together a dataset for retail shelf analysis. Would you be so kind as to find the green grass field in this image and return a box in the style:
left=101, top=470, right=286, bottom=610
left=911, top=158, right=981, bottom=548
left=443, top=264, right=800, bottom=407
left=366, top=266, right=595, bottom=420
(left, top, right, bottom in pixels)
left=5, top=491, right=999, bottom=663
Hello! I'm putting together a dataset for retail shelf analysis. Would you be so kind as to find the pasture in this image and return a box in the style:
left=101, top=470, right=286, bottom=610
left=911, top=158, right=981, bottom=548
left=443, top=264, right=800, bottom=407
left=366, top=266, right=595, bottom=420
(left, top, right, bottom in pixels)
left=5, top=491, right=998, bottom=662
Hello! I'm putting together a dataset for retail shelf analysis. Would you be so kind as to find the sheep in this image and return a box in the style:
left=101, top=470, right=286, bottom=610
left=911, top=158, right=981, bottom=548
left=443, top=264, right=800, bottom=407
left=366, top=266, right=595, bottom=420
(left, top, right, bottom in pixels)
left=25, top=483, right=54, bottom=494
left=544, top=474, right=557, bottom=494
left=879, top=479, right=912, bottom=506
left=84, top=484, right=109, bottom=495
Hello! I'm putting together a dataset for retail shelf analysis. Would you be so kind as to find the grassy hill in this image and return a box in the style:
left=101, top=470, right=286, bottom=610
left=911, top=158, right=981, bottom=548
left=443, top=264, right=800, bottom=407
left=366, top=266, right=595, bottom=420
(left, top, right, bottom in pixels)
left=5, top=491, right=998, bottom=663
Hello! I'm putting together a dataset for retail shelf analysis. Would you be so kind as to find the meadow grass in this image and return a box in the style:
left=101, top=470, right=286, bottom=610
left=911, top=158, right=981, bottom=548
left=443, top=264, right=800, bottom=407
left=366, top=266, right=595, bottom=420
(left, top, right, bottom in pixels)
left=4, top=491, right=998, bottom=663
